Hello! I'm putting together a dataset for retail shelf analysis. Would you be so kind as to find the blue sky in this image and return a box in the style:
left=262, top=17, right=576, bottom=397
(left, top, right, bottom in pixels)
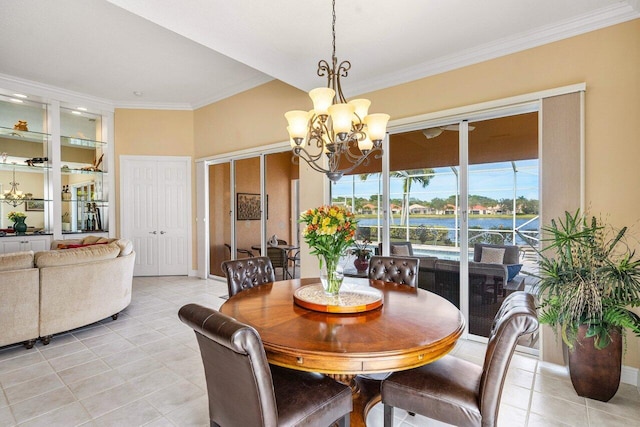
left=331, top=160, right=539, bottom=203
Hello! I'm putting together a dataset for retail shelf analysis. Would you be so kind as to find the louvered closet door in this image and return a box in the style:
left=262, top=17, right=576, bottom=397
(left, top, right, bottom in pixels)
left=122, top=156, right=190, bottom=276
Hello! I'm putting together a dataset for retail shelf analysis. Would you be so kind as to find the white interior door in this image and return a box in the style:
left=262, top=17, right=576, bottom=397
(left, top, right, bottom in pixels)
left=121, top=156, right=190, bottom=276
left=157, top=160, right=189, bottom=275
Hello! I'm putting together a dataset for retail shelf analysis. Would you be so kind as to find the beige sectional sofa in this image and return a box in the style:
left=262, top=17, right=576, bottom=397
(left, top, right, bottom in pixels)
left=0, top=237, right=135, bottom=349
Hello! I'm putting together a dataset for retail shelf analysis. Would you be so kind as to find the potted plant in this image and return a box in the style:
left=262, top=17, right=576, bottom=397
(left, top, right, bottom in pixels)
left=7, top=211, right=27, bottom=235
left=351, top=238, right=372, bottom=273
left=530, top=210, right=640, bottom=401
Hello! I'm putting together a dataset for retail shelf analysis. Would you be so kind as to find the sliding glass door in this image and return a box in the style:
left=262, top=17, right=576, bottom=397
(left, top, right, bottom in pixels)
left=466, top=113, right=539, bottom=340
left=207, top=150, right=299, bottom=279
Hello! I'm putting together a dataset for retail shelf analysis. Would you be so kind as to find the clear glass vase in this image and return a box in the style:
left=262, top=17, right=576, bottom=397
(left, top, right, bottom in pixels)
left=319, top=254, right=344, bottom=295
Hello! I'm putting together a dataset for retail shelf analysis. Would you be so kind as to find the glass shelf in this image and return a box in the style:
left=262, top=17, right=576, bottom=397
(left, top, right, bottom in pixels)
left=0, top=162, right=50, bottom=172
left=0, top=126, right=49, bottom=144
left=61, top=167, right=106, bottom=175
left=61, top=135, right=106, bottom=149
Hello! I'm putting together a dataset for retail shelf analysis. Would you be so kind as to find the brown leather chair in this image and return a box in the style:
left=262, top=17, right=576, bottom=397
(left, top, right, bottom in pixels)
left=221, top=256, right=275, bottom=297
left=381, top=291, right=539, bottom=427
left=368, top=256, right=420, bottom=287
left=179, top=304, right=352, bottom=427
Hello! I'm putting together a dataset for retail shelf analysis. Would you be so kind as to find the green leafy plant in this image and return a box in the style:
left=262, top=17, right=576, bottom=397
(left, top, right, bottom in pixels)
left=350, top=238, right=372, bottom=260
left=527, top=210, right=640, bottom=349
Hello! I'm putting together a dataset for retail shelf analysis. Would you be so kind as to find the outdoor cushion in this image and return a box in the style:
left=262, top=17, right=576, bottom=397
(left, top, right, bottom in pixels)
left=507, top=264, right=523, bottom=282
left=480, top=247, right=505, bottom=264
left=391, top=245, right=411, bottom=256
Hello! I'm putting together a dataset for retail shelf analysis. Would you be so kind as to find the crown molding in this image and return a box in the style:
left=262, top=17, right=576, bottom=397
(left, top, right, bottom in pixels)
left=345, top=3, right=640, bottom=98
left=0, top=73, right=115, bottom=112
left=190, top=74, right=274, bottom=110
left=113, top=101, right=194, bottom=111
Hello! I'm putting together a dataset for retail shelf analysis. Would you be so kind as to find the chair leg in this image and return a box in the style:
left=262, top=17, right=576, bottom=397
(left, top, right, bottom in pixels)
left=383, top=404, right=394, bottom=427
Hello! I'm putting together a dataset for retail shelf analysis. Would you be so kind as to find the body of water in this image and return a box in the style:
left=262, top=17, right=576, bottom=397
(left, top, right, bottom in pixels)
left=357, top=216, right=538, bottom=230
left=357, top=216, right=539, bottom=244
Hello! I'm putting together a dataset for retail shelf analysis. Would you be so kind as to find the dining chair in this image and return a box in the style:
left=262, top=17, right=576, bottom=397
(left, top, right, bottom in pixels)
left=267, top=246, right=289, bottom=280
left=287, top=249, right=300, bottom=279
left=368, top=255, right=420, bottom=287
left=178, top=304, right=352, bottom=427
left=224, top=243, right=255, bottom=258
left=381, top=291, right=539, bottom=427
left=221, top=256, right=275, bottom=298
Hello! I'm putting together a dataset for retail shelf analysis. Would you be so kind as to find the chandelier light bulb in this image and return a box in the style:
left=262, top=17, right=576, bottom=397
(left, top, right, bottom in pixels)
left=285, top=110, right=309, bottom=140
left=309, top=88, right=335, bottom=116
left=328, top=103, right=355, bottom=137
left=348, top=99, right=371, bottom=123
left=365, top=114, right=391, bottom=142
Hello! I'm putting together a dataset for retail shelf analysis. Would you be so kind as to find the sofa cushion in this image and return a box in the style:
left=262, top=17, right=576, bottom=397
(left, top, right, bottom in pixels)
left=480, top=247, right=505, bottom=264
left=81, top=235, right=103, bottom=245
left=0, top=251, right=34, bottom=271
left=114, top=239, right=134, bottom=256
left=35, top=243, right=120, bottom=267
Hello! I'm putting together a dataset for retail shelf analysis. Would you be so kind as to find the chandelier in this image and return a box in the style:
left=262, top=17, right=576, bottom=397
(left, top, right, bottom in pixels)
left=0, top=164, right=32, bottom=207
left=285, top=0, right=389, bottom=182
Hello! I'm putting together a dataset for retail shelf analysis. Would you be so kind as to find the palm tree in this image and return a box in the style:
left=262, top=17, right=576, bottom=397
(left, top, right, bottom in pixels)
left=392, top=169, right=434, bottom=225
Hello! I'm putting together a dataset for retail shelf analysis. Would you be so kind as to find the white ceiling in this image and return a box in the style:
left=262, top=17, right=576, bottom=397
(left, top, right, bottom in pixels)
left=0, top=0, right=637, bottom=110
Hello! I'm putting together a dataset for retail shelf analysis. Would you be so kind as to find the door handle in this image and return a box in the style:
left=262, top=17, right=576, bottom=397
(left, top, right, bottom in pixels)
left=160, top=231, right=166, bottom=234
left=149, top=231, right=157, bottom=234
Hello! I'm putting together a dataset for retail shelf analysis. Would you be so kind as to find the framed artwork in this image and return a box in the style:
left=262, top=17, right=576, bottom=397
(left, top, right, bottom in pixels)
left=25, top=200, right=45, bottom=211
left=236, top=193, right=267, bottom=220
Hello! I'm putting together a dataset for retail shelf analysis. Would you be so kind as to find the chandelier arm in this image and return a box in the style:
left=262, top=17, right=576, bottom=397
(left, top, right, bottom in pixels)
left=295, top=146, right=333, bottom=174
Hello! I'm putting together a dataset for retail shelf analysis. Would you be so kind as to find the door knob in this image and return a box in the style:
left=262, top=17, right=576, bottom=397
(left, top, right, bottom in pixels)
left=149, top=231, right=157, bottom=234
left=160, top=231, right=166, bottom=234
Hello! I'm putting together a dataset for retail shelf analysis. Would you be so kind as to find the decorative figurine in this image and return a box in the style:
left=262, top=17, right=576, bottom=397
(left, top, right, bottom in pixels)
left=13, top=121, right=28, bottom=131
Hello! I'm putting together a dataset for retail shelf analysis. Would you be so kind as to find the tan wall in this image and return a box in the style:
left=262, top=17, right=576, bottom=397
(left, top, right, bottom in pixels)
left=117, top=20, right=640, bottom=366
left=113, top=109, right=196, bottom=268
left=194, top=80, right=308, bottom=157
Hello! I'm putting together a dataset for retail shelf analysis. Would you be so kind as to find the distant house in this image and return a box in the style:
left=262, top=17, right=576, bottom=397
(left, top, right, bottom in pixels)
left=470, top=204, right=488, bottom=215
left=360, top=203, right=377, bottom=214
left=443, top=204, right=457, bottom=215
left=409, top=203, right=429, bottom=214
left=390, top=204, right=402, bottom=214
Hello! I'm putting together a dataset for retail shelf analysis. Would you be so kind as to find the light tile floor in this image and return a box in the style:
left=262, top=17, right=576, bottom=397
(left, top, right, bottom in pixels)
left=0, top=276, right=638, bottom=426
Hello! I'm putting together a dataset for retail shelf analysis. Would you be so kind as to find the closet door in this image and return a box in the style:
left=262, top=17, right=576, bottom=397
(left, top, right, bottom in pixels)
left=121, top=156, right=190, bottom=276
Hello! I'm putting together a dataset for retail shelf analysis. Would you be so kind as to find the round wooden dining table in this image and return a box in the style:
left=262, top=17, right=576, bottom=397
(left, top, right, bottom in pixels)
left=220, top=278, right=465, bottom=427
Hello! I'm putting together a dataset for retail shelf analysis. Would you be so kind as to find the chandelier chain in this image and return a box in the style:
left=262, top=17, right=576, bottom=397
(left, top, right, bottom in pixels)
left=331, top=0, right=336, bottom=61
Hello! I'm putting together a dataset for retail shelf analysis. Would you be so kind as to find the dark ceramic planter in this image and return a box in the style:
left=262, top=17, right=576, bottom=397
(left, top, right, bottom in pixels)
left=568, top=325, right=622, bottom=402
left=353, top=256, right=369, bottom=273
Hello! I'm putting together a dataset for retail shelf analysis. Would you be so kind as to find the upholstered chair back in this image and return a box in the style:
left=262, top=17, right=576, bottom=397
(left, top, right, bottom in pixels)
left=222, top=256, right=275, bottom=297
left=368, top=256, right=420, bottom=287
left=179, top=304, right=352, bottom=427
left=178, top=304, right=279, bottom=426
left=478, top=291, right=539, bottom=425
